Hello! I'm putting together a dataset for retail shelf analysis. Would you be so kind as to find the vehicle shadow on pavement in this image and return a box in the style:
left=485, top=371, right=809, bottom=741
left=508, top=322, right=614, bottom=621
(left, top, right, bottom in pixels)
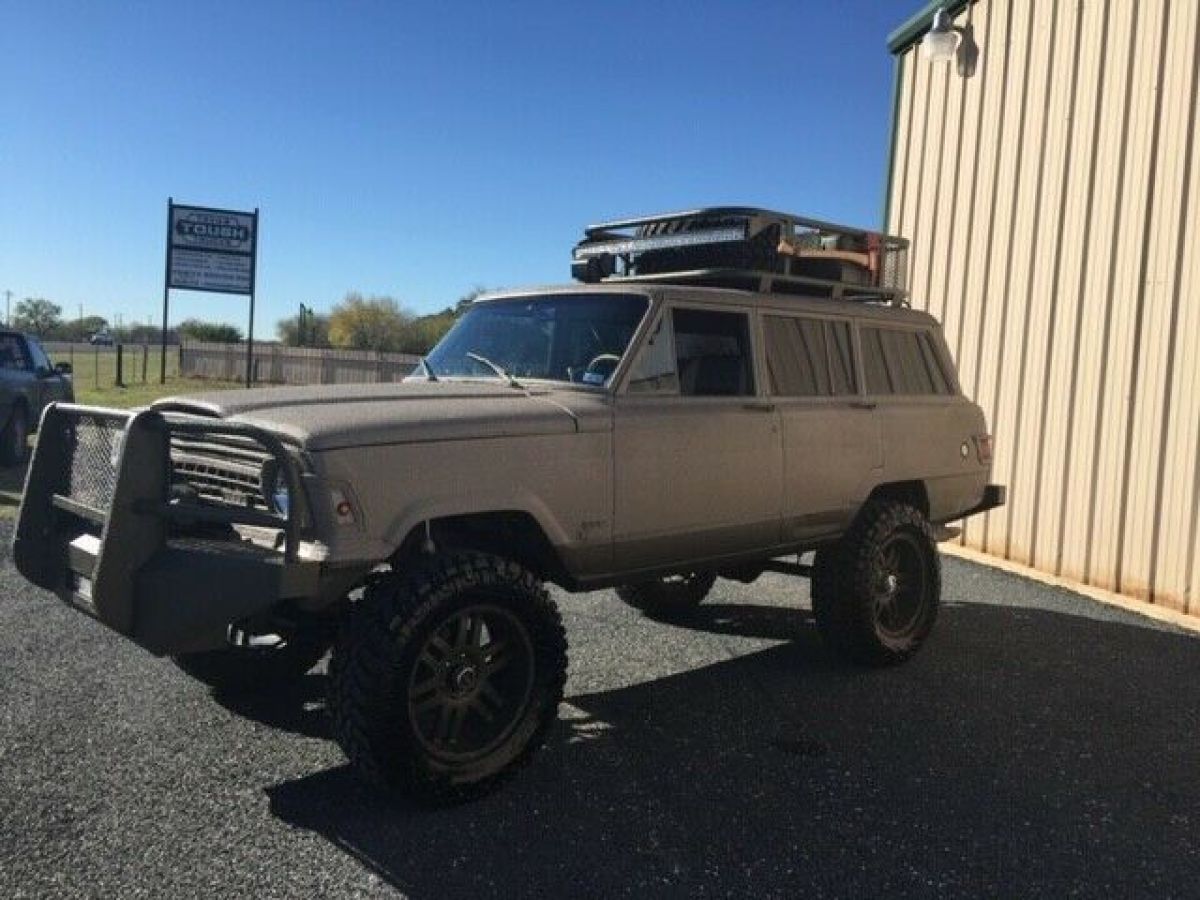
left=265, top=600, right=1200, bottom=898
left=213, top=672, right=332, bottom=740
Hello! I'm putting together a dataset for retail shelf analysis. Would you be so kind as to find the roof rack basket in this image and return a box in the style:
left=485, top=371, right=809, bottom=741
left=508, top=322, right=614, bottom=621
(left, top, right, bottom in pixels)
left=571, top=207, right=910, bottom=305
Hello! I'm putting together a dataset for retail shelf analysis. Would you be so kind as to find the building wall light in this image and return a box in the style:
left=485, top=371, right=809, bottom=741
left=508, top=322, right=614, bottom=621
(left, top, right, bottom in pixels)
left=922, top=8, right=960, bottom=61
left=921, top=6, right=980, bottom=77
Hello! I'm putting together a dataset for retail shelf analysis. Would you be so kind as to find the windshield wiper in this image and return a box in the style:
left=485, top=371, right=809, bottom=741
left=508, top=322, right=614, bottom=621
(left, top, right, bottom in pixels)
left=419, top=356, right=439, bottom=382
left=466, top=352, right=525, bottom=390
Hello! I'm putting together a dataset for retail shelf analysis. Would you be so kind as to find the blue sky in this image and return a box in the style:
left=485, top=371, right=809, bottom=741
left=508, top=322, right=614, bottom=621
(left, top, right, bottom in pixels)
left=2, top=1, right=916, bottom=332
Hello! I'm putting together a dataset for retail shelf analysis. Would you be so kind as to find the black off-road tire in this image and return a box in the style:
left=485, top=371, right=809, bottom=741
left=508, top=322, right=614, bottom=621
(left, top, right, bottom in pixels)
left=0, top=403, right=29, bottom=467
left=328, top=552, right=567, bottom=804
left=810, top=501, right=941, bottom=666
left=173, top=629, right=331, bottom=692
left=616, top=572, right=717, bottom=619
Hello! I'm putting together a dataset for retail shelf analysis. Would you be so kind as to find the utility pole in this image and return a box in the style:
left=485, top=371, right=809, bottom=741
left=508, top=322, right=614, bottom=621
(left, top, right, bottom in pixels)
left=3, top=290, right=10, bottom=327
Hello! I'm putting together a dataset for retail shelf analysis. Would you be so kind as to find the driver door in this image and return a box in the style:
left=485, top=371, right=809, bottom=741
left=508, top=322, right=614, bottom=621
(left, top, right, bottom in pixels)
left=611, top=302, right=783, bottom=572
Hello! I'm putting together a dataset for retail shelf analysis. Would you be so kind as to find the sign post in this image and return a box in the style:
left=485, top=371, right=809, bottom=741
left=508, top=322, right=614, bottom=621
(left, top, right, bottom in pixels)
left=162, top=199, right=259, bottom=386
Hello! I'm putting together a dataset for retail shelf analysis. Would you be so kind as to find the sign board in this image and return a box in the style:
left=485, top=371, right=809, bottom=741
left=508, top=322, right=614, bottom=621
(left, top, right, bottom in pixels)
left=167, top=204, right=257, bottom=295
left=161, top=198, right=260, bottom=386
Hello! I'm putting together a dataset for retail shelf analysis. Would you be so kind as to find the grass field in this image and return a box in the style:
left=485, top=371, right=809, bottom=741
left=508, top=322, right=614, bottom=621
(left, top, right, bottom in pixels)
left=52, top=346, right=243, bottom=407
left=0, top=348, right=244, bottom=516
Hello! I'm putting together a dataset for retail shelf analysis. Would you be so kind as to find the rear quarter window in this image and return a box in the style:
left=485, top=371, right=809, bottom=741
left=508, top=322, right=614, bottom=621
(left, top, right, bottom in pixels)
left=861, top=325, right=952, bottom=396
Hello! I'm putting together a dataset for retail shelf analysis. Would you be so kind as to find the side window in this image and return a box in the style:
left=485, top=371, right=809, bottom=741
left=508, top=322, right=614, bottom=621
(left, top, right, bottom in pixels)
left=862, top=326, right=949, bottom=395
left=917, top=332, right=952, bottom=394
left=672, top=307, right=755, bottom=397
left=764, top=316, right=830, bottom=396
left=25, top=338, right=52, bottom=373
left=626, top=313, right=679, bottom=394
left=861, top=327, right=893, bottom=394
left=828, top=321, right=856, bottom=394
left=0, top=335, right=31, bottom=372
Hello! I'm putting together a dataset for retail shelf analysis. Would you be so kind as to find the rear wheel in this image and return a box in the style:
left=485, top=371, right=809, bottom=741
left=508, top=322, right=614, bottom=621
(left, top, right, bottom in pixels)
left=616, top=572, right=717, bottom=619
left=0, top=403, right=29, bottom=466
left=173, top=624, right=331, bottom=693
left=328, top=552, right=567, bottom=803
left=811, top=501, right=940, bottom=666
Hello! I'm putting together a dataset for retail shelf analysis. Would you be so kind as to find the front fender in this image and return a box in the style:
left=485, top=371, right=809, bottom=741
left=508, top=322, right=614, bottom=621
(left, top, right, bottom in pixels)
left=384, top=490, right=575, bottom=553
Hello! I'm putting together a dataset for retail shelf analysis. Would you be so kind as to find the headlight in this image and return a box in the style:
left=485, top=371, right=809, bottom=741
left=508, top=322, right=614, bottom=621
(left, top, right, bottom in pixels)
left=261, top=460, right=291, bottom=517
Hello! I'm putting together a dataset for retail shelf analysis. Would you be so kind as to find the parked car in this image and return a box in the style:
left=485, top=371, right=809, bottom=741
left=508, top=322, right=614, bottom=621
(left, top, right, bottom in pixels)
left=89, top=331, right=114, bottom=346
left=13, top=208, right=1002, bottom=802
left=0, top=330, right=74, bottom=465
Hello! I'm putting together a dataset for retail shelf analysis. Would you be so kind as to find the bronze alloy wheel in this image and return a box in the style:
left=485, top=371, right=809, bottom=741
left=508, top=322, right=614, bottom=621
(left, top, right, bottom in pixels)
left=811, top=500, right=941, bottom=666
left=328, top=552, right=567, bottom=803
left=407, top=604, right=536, bottom=764
left=872, top=532, right=931, bottom=644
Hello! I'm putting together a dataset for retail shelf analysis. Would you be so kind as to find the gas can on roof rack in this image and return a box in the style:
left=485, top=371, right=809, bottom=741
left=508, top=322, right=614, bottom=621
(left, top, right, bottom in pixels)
left=571, top=207, right=910, bottom=305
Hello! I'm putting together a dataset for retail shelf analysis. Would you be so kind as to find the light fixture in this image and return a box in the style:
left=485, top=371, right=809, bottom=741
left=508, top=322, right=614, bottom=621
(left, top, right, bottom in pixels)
left=921, top=6, right=980, bottom=77
left=922, top=8, right=960, bottom=61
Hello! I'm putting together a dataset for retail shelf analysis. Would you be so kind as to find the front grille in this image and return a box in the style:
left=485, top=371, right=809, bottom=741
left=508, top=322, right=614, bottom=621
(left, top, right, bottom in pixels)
left=65, top=415, right=124, bottom=511
left=170, top=435, right=271, bottom=510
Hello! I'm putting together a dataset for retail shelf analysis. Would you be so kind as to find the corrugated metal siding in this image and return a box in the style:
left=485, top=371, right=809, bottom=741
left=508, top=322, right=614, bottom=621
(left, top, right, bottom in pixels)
left=888, top=0, right=1200, bottom=615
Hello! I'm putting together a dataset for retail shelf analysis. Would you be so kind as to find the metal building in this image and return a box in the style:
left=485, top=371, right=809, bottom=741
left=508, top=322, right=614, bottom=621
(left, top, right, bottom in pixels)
left=885, top=0, right=1200, bottom=617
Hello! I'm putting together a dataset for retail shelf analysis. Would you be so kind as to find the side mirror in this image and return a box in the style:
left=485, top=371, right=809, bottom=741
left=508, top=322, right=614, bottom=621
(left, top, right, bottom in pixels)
left=54, top=361, right=73, bottom=376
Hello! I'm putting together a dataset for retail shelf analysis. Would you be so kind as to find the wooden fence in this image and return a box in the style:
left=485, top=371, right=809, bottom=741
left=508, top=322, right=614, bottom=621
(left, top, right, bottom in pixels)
left=180, top=341, right=421, bottom=385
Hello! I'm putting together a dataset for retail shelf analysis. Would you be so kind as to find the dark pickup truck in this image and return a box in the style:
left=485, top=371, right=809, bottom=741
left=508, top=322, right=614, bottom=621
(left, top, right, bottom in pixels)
left=0, top=331, right=74, bottom=465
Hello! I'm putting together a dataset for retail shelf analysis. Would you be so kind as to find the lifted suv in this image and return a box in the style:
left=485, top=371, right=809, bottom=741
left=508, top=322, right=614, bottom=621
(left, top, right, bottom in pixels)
left=14, top=208, right=1002, bottom=802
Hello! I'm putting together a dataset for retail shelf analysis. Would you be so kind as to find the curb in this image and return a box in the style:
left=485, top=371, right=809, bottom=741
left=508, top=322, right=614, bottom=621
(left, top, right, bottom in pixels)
left=940, top=542, right=1200, bottom=636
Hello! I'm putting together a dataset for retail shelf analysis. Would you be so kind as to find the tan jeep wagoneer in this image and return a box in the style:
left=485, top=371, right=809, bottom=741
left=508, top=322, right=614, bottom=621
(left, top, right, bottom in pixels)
left=14, top=208, right=1003, bottom=801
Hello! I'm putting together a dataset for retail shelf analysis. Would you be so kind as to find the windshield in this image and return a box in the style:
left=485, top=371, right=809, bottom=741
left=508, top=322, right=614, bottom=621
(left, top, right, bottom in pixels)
left=423, top=293, right=648, bottom=386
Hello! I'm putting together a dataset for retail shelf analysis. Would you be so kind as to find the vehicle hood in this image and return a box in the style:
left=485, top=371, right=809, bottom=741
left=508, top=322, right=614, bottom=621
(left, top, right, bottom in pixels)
left=152, top=381, right=606, bottom=451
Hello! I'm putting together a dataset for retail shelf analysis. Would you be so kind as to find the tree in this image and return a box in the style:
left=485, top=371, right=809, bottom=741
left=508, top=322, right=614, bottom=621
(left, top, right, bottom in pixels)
left=398, top=308, right=456, bottom=354
left=178, top=318, right=243, bottom=343
left=327, top=293, right=412, bottom=351
left=277, top=309, right=331, bottom=347
left=13, top=297, right=62, bottom=336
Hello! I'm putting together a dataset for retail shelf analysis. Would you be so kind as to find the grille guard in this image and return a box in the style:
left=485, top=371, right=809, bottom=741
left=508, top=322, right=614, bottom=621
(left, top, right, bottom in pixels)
left=13, top=402, right=313, bottom=652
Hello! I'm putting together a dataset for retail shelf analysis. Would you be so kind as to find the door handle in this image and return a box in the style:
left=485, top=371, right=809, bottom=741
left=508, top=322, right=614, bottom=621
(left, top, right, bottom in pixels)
left=849, top=400, right=877, bottom=410
left=742, top=401, right=776, bottom=412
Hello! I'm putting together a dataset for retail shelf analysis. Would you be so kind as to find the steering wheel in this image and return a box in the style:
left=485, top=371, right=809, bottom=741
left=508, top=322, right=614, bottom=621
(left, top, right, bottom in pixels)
left=581, top=353, right=621, bottom=384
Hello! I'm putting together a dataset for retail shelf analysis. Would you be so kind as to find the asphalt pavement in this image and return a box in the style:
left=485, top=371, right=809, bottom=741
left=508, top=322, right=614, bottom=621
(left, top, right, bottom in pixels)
left=1, top=520, right=1198, bottom=898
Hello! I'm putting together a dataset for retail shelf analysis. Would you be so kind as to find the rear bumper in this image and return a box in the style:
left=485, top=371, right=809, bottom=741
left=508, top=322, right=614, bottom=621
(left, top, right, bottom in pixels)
left=13, top=403, right=319, bottom=655
left=961, top=483, right=1006, bottom=518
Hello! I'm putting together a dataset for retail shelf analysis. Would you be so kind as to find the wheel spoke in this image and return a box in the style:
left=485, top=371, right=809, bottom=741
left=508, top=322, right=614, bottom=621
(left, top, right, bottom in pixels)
left=447, top=704, right=468, bottom=742
left=413, top=694, right=443, bottom=715
left=484, top=641, right=511, bottom=675
left=435, top=703, right=455, bottom=742
left=454, top=614, right=472, bottom=649
left=469, top=614, right=484, bottom=649
left=410, top=674, right=440, bottom=701
left=427, top=634, right=453, bottom=659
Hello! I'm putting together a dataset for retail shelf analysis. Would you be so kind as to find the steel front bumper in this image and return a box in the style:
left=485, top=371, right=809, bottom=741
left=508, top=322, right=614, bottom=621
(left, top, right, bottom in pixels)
left=12, top=404, right=318, bottom=655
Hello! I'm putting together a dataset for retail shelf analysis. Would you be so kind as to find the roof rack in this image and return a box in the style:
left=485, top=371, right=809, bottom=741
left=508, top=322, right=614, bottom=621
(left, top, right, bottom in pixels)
left=571, top=207, right=910, bottom=305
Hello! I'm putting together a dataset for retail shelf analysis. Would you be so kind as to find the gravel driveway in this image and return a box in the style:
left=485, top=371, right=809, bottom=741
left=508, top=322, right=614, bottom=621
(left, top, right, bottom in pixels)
left=1, top=521, right=1197, bottom=898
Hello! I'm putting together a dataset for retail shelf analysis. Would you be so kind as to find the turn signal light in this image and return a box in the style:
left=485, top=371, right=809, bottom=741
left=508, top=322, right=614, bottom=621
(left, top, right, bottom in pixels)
left=973, top=434, right=994, bottom=464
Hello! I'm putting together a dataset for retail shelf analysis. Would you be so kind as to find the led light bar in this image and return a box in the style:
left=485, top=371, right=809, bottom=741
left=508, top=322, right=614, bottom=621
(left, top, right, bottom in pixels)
left=573, top=226, right=746, bottom=259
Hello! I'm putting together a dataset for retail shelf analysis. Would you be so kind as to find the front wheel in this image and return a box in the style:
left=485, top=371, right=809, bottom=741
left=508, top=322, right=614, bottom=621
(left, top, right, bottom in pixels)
left=328, top=552, right=567, bottom=803
left=811, top=501, right=941, bottom=666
